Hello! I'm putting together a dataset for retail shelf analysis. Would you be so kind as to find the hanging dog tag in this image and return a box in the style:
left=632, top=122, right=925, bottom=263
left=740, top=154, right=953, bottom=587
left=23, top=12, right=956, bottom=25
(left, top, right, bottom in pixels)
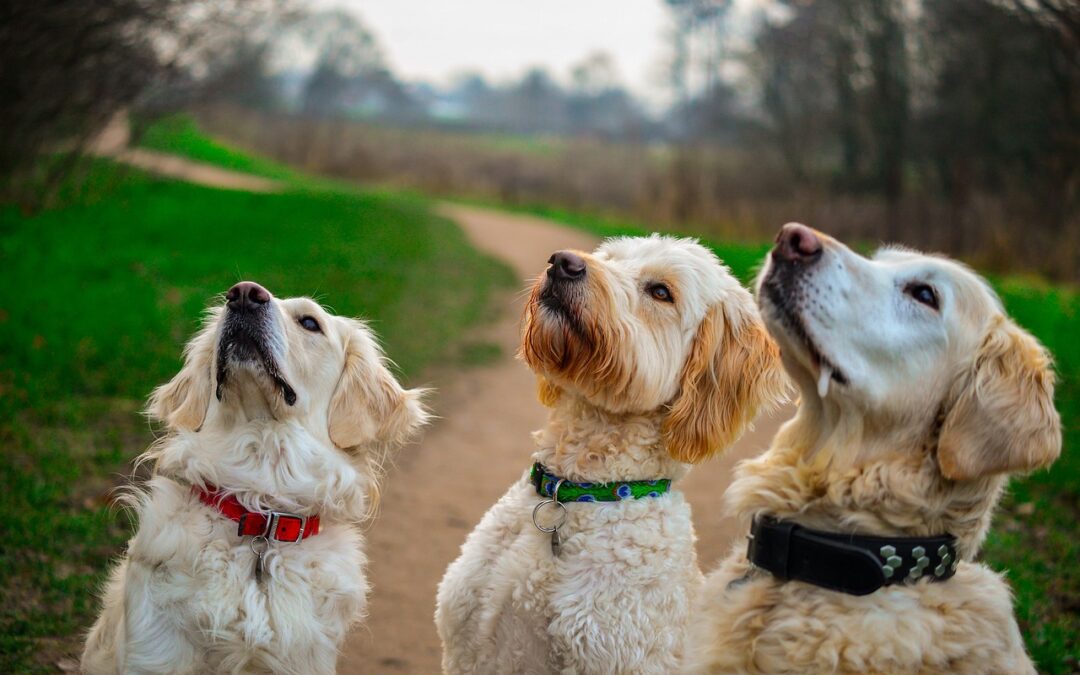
left=531, top=482, right=568, bottom=559
left=550, top=527, right=562, bottom=557
left=251, top=536, right=269, bottom=584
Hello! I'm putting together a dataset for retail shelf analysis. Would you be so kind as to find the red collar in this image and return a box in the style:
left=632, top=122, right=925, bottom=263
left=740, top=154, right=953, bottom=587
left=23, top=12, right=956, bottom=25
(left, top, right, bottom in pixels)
left=194, top=485, right=320, bottom=543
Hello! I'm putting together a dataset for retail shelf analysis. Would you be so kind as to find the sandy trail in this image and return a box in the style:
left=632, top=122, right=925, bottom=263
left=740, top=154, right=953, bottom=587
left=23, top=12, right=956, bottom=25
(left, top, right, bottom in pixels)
left=108, top=148, right=283, bottom=192
left=89, top=113, right=282, bottom=193
left=339, top=204, right=793, bottom=673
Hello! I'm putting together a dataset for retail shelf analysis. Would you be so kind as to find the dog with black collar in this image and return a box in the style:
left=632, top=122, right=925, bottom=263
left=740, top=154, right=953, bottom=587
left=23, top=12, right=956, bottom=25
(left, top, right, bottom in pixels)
left=684, top=225, right=1061, bottom=674
left=436, top=235, right=787, bottom=674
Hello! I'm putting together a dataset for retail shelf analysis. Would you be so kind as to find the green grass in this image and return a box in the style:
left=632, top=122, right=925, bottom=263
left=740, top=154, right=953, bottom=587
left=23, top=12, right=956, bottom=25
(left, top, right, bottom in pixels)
left=135, top=114, right=298, bottom=181
left=502, top=205, right=1079, bottom=673
left=0, top=155, right=513, bottom=671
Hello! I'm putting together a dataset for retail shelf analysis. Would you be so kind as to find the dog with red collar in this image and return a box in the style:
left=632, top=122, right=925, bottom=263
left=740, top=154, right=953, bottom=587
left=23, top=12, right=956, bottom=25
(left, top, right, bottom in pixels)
left=82, top=282, right=428, bottom=675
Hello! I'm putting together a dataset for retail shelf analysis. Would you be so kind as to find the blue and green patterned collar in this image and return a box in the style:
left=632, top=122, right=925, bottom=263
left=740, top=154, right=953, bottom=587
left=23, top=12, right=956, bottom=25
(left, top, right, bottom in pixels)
left=529, top=462, right=672, bottom=502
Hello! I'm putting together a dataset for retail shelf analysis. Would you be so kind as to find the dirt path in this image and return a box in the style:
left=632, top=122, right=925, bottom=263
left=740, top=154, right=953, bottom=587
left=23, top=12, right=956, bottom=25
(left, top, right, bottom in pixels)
left=338, top=204, right=794, bottom=673
left=107, top=148, right=283, bottom=192
left=89, top=113, right=282, bottom=193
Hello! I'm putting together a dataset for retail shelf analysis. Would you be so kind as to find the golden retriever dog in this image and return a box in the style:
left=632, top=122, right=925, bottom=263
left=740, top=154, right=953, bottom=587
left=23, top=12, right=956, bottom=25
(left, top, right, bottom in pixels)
left=81, top=282, right=428, bottom=675
left=684, top=224, right=1061, bottom=674
left=436, top=235, right=788, bottom=674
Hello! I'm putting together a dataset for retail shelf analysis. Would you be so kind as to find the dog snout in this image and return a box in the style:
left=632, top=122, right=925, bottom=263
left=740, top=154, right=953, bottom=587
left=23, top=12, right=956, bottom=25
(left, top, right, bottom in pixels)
left=547, top=251, right=586, bottom=282
left=773, top=223, right=823, bottom=264
left=226, top=281, right=271, bottom=313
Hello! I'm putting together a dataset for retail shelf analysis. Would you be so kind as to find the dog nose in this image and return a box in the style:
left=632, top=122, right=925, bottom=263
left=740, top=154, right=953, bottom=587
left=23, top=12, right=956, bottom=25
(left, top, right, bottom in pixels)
left=547, top=251, right=586, bottom=282
left=774, top=223, right=823, bottom=263
left=226, top=281, right=271, bottom=312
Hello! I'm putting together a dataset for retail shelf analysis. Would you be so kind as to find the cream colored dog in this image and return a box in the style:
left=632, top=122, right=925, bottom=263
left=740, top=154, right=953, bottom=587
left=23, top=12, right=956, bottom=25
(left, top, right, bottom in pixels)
left=685, top=224, right=1062, bottom=674
left=81, top=282, right=428, bottom=675
left=436, top=235, right=787, bottom=674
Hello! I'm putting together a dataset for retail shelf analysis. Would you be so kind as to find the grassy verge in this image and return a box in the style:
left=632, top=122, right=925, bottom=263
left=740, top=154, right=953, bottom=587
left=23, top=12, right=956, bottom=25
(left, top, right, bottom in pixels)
left=0, top=154, right=513, bottom=671
left=134, top=115, right=298, bottom=182
left=499, top=204, right=1079, bottom=673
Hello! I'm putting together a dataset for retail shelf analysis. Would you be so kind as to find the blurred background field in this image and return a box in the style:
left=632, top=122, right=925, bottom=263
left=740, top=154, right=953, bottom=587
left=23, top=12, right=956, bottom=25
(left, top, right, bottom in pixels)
left=2, top=0, right=1078, bottom=671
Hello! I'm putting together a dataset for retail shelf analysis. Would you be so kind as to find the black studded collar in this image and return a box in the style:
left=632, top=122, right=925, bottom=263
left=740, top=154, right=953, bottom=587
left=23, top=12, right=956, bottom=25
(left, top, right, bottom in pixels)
left=747, top=516, right=959, bottom=596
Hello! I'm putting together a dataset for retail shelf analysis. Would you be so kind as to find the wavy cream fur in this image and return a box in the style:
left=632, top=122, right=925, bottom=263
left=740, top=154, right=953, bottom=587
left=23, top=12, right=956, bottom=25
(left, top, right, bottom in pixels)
left=685, top=228, right=1061, bottom=674
left=437, top=235, right=786, bottom=674
left=81, top=292, right=428, bottom=675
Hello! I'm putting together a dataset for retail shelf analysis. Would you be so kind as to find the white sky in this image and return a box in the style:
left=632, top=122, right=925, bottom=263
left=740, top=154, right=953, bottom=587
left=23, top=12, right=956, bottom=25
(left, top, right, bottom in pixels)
left=313, top=0, right=766, bottom=106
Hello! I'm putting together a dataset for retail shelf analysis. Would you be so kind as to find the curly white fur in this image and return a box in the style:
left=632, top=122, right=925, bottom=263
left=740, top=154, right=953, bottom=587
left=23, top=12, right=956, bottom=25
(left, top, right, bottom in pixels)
left=436, top=235, right=787, bottom=674
left=81, top=289, right=428, bottom=674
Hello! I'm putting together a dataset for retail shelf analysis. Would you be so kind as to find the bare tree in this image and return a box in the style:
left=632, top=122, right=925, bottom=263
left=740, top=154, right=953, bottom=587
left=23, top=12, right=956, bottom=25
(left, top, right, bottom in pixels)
left=1, top=0, right=291, bottom=205
left=664, top=0, right=734, bottom=136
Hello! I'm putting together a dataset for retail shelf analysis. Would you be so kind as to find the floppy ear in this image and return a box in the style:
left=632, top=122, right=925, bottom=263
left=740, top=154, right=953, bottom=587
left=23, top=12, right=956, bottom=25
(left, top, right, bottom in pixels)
left=663, top=299, right=788, bottom=464
left=147, top=313, right=217, bottom=431
left=937, top=316, right=1061, bottom=481
left=328, top=325, right=430, bottom=449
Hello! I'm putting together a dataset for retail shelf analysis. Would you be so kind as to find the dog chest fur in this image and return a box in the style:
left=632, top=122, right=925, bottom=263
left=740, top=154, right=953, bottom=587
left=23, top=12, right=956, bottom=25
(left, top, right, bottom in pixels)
left=437, top=475, right=700, bottom=675
left=686, top=555, right=1031, bottom=674
left=84, top=472, right=369, bottom=675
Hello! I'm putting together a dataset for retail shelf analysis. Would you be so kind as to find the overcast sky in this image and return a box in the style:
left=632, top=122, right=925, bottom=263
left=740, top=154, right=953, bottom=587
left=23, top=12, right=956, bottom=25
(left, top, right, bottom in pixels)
left=313, top=0, right=763, bottom=105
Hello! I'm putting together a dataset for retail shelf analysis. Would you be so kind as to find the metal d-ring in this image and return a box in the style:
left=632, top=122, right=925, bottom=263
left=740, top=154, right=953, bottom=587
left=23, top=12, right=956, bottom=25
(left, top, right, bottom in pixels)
left=250, top=535, right=270, bottom=556
left=531, top=479, right=568, bottom=534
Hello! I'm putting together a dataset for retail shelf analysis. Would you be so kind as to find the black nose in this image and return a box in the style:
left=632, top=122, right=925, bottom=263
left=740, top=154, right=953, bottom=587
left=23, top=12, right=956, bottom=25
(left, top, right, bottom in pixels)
left=773, top=223, right=823, bottom=263
left=226, top=281, right=271, bottom=312
left=547, top=251, right=586, bottom=282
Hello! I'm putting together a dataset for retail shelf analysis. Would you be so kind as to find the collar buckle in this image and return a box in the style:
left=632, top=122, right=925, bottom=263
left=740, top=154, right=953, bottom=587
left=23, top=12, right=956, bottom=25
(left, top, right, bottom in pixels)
left=197, top=485, right=319, bottom=543
left=265, top=511, right=307, bottom=543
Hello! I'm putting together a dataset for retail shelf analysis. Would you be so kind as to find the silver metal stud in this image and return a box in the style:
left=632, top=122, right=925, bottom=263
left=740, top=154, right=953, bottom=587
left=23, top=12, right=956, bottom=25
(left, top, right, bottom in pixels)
left=908, top=567, right=923, bottom=581
left=881, top=551, right=902, bottom=581
left=940, top=552, right=951, bottom=566
left=934, top=564, right=946, bottom=577
left=916, top=556, right=930, bottom=569
left=912, top=546, right=926, bottom=559
left=951, top=559, right=959, bottom=571
left=937, top=544, right=949, bottom=557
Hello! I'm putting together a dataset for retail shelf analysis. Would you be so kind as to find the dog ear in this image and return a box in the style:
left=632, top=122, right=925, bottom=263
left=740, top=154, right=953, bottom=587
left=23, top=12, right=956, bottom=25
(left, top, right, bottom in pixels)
left=937, top=316, right=1061, bottom=481
left=328, top=324, right=430, bottom=449
left=663, top=299, right=788, bottom=464
left=147, top=313, right=217, bottom=431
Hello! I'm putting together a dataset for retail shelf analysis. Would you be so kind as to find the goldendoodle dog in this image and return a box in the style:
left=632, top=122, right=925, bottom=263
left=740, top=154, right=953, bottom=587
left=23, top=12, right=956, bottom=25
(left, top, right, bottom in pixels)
left=684, top=224, right=1062, bottom=674
left=436, top=235, right=788, bottom=674
left=82, top=282, right=428, bottom=675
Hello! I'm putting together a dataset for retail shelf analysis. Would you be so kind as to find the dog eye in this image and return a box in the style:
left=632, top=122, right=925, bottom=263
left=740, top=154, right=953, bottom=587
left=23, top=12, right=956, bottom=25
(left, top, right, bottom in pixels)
left=905, top=283, right=939, bottom=310
left=298, top=316, right=322, bottom=333
left=646, top=283, right=673, bottom=303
